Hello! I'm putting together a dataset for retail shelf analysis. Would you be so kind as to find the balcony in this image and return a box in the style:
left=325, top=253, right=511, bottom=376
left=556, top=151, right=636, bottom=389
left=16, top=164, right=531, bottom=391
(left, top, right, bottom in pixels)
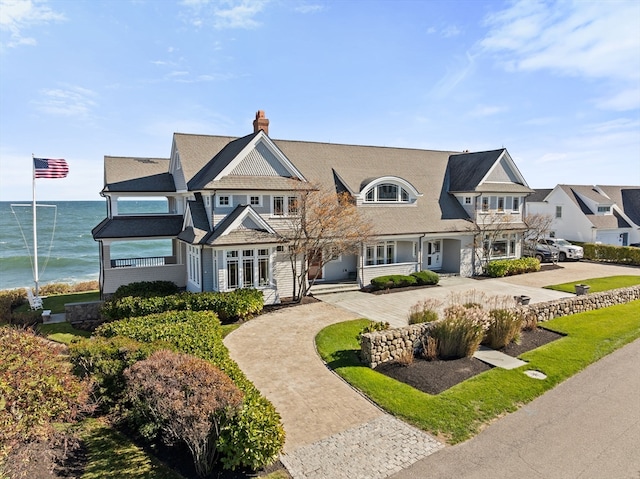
left=110, top=256, right=177, bottom=268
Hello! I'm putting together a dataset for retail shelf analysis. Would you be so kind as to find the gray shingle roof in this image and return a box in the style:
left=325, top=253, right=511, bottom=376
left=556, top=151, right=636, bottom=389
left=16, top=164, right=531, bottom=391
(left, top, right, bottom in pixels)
left=92, top=215, right=183, bottom=239
left=204, top=205, right=283, bottom=246
left=527, top=188, right=553, bottom=202
left=447, top=150, right=504, bottom=192
left=558, top=185, right=633, bottom=229
left=103, top=157, right=175, bottom=193
left=597, top=185, right=640, bottom=226
left=178, top=194, right=211, bottom=244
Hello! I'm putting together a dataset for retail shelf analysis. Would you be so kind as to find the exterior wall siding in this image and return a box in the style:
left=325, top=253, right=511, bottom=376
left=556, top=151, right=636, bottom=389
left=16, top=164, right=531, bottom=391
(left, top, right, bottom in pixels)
left=230, top=142, right=291, bottom=176
left=323, top=255, right=357, bottom=281
left=361, top=262, right=418, bottom=286
left=273, top=251, right=298, bottom=299
left=102, top=265, right=186, bottom=295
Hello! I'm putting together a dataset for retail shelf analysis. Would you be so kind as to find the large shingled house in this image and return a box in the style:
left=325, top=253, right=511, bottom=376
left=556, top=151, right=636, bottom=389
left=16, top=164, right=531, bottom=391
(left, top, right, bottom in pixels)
left=92, top=111, right=533, bottom=302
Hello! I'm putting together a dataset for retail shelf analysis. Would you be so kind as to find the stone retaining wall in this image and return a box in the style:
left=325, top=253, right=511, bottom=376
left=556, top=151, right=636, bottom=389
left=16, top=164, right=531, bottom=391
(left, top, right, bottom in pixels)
left=360, top=285, right=640, bottom=368
left=65, top=300, right=105, bottom=330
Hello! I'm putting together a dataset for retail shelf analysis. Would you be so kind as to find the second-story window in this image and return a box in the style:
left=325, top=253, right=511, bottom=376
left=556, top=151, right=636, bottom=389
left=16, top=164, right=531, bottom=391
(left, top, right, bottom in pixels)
left=364, top=183, right=410, bottom=203
left=497, top=197, right=505, bottom=212
left=272, top=195, right=299, bottom=216
left=597, top=206, right=611, bottom=213
left=250, top=195, right=261, bottom=206
left=482, top=197, right=489, bottom=212
left=217, top=195, right=231, bottom=207
left=464, top=197, right=472, bottom=205
left=556, top=206, right=562, bottom=218
left=512, top=197, right=520, bottom=212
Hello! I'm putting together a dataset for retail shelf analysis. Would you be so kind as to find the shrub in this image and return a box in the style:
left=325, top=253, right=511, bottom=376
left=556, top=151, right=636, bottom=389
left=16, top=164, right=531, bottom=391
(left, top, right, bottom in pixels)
left=125, top=350, right=243, bottom=478
left=0, top=327, right=92, bottom=466
left=583, top=243, right=640, bottom=266
left=38, top=281, right=99, bottom=296
left=486, top=258, right=540, bottom=277
left=483, top=308, right=524, bottom=349
left=419, top=336, right=438, bottom=361
left=94, top=310, right=284, bottom=470
left=0, top=289, right=27, bottom=323
left=395, top=348, right=414, bottom=366
left=407, top=299, right=441, bottom=324
left=111, top=280, right=180, bottom=300
left=101, top=289, right=264, bottom=323
left=370, top=275, right=417, bottom=291
left=69, top=336, right=172, bottom=414
left=410, top=270, right=439, bottom=285
left=430, top=305, right=488, bottom=359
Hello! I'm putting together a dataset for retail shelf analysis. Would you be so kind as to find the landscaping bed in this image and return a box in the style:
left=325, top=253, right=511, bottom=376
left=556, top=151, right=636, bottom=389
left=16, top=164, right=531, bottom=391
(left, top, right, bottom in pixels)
left=375, top=327, right=562, bottom=394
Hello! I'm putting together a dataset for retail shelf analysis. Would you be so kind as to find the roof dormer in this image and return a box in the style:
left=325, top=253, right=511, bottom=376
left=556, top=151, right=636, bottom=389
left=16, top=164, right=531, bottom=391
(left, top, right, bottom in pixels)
left=358, top=176, right=421, bottom=205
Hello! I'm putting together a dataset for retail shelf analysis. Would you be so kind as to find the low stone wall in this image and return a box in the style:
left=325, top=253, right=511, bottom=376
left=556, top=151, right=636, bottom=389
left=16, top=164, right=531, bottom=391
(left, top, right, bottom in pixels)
left=360, top=323, right=433, bottom=368
left=524, top=285, right=640, bottom=322
left=360, top=285, right=640, bottom=368
left=65, top=300, right=105, bottom=330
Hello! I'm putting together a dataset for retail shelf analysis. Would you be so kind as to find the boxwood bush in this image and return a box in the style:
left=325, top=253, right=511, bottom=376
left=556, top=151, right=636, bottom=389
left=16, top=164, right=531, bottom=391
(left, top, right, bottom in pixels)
left=93, top=310, right=285, bottom=471
left=370, top=274, right=417, bottom=291
left=101, top=288, right=264, bottom=323
left=110, top=280, right=180, bottom=300
left=486, top=257, right=540, bottom=278
left=410, top=270, right=440, bottom=285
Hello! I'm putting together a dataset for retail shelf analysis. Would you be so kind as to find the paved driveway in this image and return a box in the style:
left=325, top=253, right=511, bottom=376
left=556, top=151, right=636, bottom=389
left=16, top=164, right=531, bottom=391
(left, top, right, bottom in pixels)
left=319, top=261, right=639, bottom=327
left=225, top=261, right=639, bottom=478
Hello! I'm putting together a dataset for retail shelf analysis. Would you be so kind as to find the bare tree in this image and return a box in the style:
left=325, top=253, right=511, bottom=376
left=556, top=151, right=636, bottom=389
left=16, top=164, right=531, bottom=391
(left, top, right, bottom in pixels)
left=523, top=212, right=554, bottom=244
left=469, top=212, right=521, bottom=274
left=284, top=187, right=374, bottom=302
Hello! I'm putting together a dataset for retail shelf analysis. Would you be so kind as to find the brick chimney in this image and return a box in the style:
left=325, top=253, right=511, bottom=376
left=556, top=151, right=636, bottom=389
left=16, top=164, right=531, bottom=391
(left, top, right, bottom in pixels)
left=253, top=110, right=269, bottom=135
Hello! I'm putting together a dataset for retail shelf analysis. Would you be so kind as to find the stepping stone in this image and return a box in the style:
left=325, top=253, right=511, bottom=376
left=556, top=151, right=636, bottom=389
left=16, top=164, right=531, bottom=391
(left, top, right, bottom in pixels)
left=473, top=345, right=527, bottom=370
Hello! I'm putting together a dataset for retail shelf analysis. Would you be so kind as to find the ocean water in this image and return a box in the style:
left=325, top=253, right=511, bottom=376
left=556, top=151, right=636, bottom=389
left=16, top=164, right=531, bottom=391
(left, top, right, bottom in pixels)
left=0, top=200, right=171, bottom=291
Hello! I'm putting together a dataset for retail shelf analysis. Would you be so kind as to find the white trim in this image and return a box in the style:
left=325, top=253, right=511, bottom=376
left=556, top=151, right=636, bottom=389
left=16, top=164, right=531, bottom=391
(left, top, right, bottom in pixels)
left=214, top=131, right=308, bottom=182
left=216, top=195, right=232, bottom=207
left=359, top=176, right=421, bottom=204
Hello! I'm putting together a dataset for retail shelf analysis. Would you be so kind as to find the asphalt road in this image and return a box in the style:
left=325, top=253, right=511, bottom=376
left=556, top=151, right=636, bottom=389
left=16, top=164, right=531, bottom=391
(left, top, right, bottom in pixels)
left=390, top=337, right=640, bottom=479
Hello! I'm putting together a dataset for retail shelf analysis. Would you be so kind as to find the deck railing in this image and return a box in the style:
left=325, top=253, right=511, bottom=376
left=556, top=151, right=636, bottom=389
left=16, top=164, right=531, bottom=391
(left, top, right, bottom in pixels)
left=110, top=256, right=177, bottom=268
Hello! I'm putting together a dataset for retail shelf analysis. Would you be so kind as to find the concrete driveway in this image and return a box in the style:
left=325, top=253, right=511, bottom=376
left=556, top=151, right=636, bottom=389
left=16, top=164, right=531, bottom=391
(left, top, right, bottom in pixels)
left=319, top=261, right=639, bottom=327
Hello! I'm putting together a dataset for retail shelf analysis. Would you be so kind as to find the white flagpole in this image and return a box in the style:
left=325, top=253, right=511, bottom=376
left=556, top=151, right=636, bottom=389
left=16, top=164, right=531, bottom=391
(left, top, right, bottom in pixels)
left=32, top=154, right=39, bottom=297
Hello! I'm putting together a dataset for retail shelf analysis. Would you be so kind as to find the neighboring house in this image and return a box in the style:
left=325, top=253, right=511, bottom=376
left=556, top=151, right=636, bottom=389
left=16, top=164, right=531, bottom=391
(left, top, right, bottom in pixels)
left=525, top=185, right=640, bottom=246
left=92, top=111, right=533, bottom=302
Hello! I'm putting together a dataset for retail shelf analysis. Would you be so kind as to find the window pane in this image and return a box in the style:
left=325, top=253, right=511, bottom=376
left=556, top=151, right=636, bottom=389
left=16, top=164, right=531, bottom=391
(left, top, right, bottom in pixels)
left=250, top=196, right=260, bottom=206
left=243, top=258, right=254, bottom=287
left=366, top=246, right=374, bottom=265
left=386, top=243, right=395, bottom=264
left=401, top=188, right=409, bottom=202
left=376, top=244, right=385, bottom=264
left=227, top=261, right=238, bottom=289
left=513, top=197, right=519, bottom=211
left=273, top=196, right=284, bottom=215
left=378, top=184, right=398, bottom=201
left=366, top=188, right=374, bottom=202
left=492, top=241, right=507, bottom=256
left=288, top=196, right=298, bottom=215
left=258, top=257, right=269, bottom=286
left=497, top=197, right=505, bottom=211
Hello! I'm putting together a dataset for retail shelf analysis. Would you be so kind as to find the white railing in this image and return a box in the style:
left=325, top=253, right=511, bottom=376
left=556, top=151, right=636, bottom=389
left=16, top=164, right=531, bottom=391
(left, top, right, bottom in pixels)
left=110, top=256, right=177, bottom=268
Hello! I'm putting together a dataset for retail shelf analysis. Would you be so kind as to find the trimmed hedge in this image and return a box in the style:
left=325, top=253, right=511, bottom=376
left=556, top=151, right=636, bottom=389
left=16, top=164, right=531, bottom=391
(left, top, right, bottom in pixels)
left=583, top=243, right=640, bottom=266
left=486, top=257, right=540, bottom=278
left=110, top=281, right=180, bottom=300
left=101, top=288, right=264, bottom=324
left=411, top=270, right=440, bottom=285
left=371, top=271, right=440, bottom=291
left=92, top=310, right=285, bottom=470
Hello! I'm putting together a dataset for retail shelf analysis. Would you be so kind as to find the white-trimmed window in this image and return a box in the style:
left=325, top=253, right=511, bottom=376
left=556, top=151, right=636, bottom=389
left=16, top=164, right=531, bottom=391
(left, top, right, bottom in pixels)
left=272, top=195, right=299, bottom=216
left=481, top=197, right=489, bottom=212
left=484, top=233, right=518, bottom=258
left=497, top=197, right=505, bottom=212
left=226, top=248, right=271, bottom=289
left=512, top=197, right=520, bottom=212
left=249, top=195, right=261, bottom=207
left=556, top=206, right=562, bottom=218
left=217, top=195, right=232, bottom=207
left=187, top=245, right=201, bottom=287
left=464, top=197, right=472, bottom=205
left=365, top=241, right=396, bottom=265
left=364, top=183, right=410, bottom=203
left=597, top=205, right=611, bottom=214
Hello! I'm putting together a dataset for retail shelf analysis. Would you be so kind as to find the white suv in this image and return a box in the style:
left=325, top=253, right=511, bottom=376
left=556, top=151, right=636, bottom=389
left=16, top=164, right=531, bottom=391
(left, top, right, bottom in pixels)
left=540, top=238, right=584, bottom=262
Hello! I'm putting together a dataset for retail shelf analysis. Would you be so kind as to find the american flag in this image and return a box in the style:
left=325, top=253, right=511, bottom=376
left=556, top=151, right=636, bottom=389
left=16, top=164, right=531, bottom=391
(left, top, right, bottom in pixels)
left=34, top=158, right=69, bottom=179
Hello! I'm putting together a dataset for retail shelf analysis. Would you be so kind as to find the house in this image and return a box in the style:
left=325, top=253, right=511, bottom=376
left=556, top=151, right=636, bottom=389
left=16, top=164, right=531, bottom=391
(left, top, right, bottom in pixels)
left=92, top=111, right=533, bottom=303
left=525, top=185, right=640, bottom=246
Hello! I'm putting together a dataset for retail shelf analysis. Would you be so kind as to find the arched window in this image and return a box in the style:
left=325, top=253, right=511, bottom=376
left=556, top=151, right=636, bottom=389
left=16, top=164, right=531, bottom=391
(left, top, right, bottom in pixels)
left=364, top=183, right=410, bottom=203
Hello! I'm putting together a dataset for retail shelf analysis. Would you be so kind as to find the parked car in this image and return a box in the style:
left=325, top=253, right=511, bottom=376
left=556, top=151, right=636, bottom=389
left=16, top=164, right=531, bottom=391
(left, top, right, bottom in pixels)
left=523, top=241, right=559, bottom=263
left=630, top=243, right=640, bottom=248
left=540, top=238, right=584, bottom=262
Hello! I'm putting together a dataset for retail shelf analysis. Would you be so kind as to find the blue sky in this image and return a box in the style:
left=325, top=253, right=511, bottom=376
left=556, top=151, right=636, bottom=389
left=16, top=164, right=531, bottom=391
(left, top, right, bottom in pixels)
left=1, top=0, right=638, bottom=201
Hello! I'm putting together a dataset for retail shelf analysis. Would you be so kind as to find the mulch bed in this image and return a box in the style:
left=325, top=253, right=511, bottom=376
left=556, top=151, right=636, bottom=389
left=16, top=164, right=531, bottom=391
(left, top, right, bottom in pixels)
left=375, top=327, right=563, bottom=395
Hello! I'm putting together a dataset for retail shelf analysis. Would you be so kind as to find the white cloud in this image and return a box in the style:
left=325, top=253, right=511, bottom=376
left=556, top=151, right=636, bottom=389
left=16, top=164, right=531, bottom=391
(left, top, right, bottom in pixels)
left=429, top=51, right=476, bottom=99
left=480, top=0, right=640, bottom=111
left=0, top=0, right=65, bottom=48
left=295, top=4, right=324, bottom=14
left=180, top=0, right=268, bottom=30
left=595, top=87, right=640, bottom=112
left=32, top=85, right=98, bottom=117
left=441, top=25, right=460, bottom=38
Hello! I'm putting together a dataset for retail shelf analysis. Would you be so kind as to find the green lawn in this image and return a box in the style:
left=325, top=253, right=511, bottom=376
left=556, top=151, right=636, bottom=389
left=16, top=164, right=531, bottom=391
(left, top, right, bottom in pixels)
left=38, top=321, right=92, bottom=344
left=316, top=301, right=640, bottom=444
left=16, top=290, right=101, bottom=314
left=544, top=275, right=640, bottom=293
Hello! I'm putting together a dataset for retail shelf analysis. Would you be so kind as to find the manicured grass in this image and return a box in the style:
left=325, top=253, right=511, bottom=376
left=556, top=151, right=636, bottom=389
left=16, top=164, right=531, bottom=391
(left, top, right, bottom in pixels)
left=316, top=301, right=640, bottom=444
left=80, top=418, right=184, bottom=479
left=544, top=275, right=640, bottom=293
left=221, top=323, right=242, bottom=337
left=15, top=290, right=101, bottom=314
left=38, top=322, right=92, bottom=344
